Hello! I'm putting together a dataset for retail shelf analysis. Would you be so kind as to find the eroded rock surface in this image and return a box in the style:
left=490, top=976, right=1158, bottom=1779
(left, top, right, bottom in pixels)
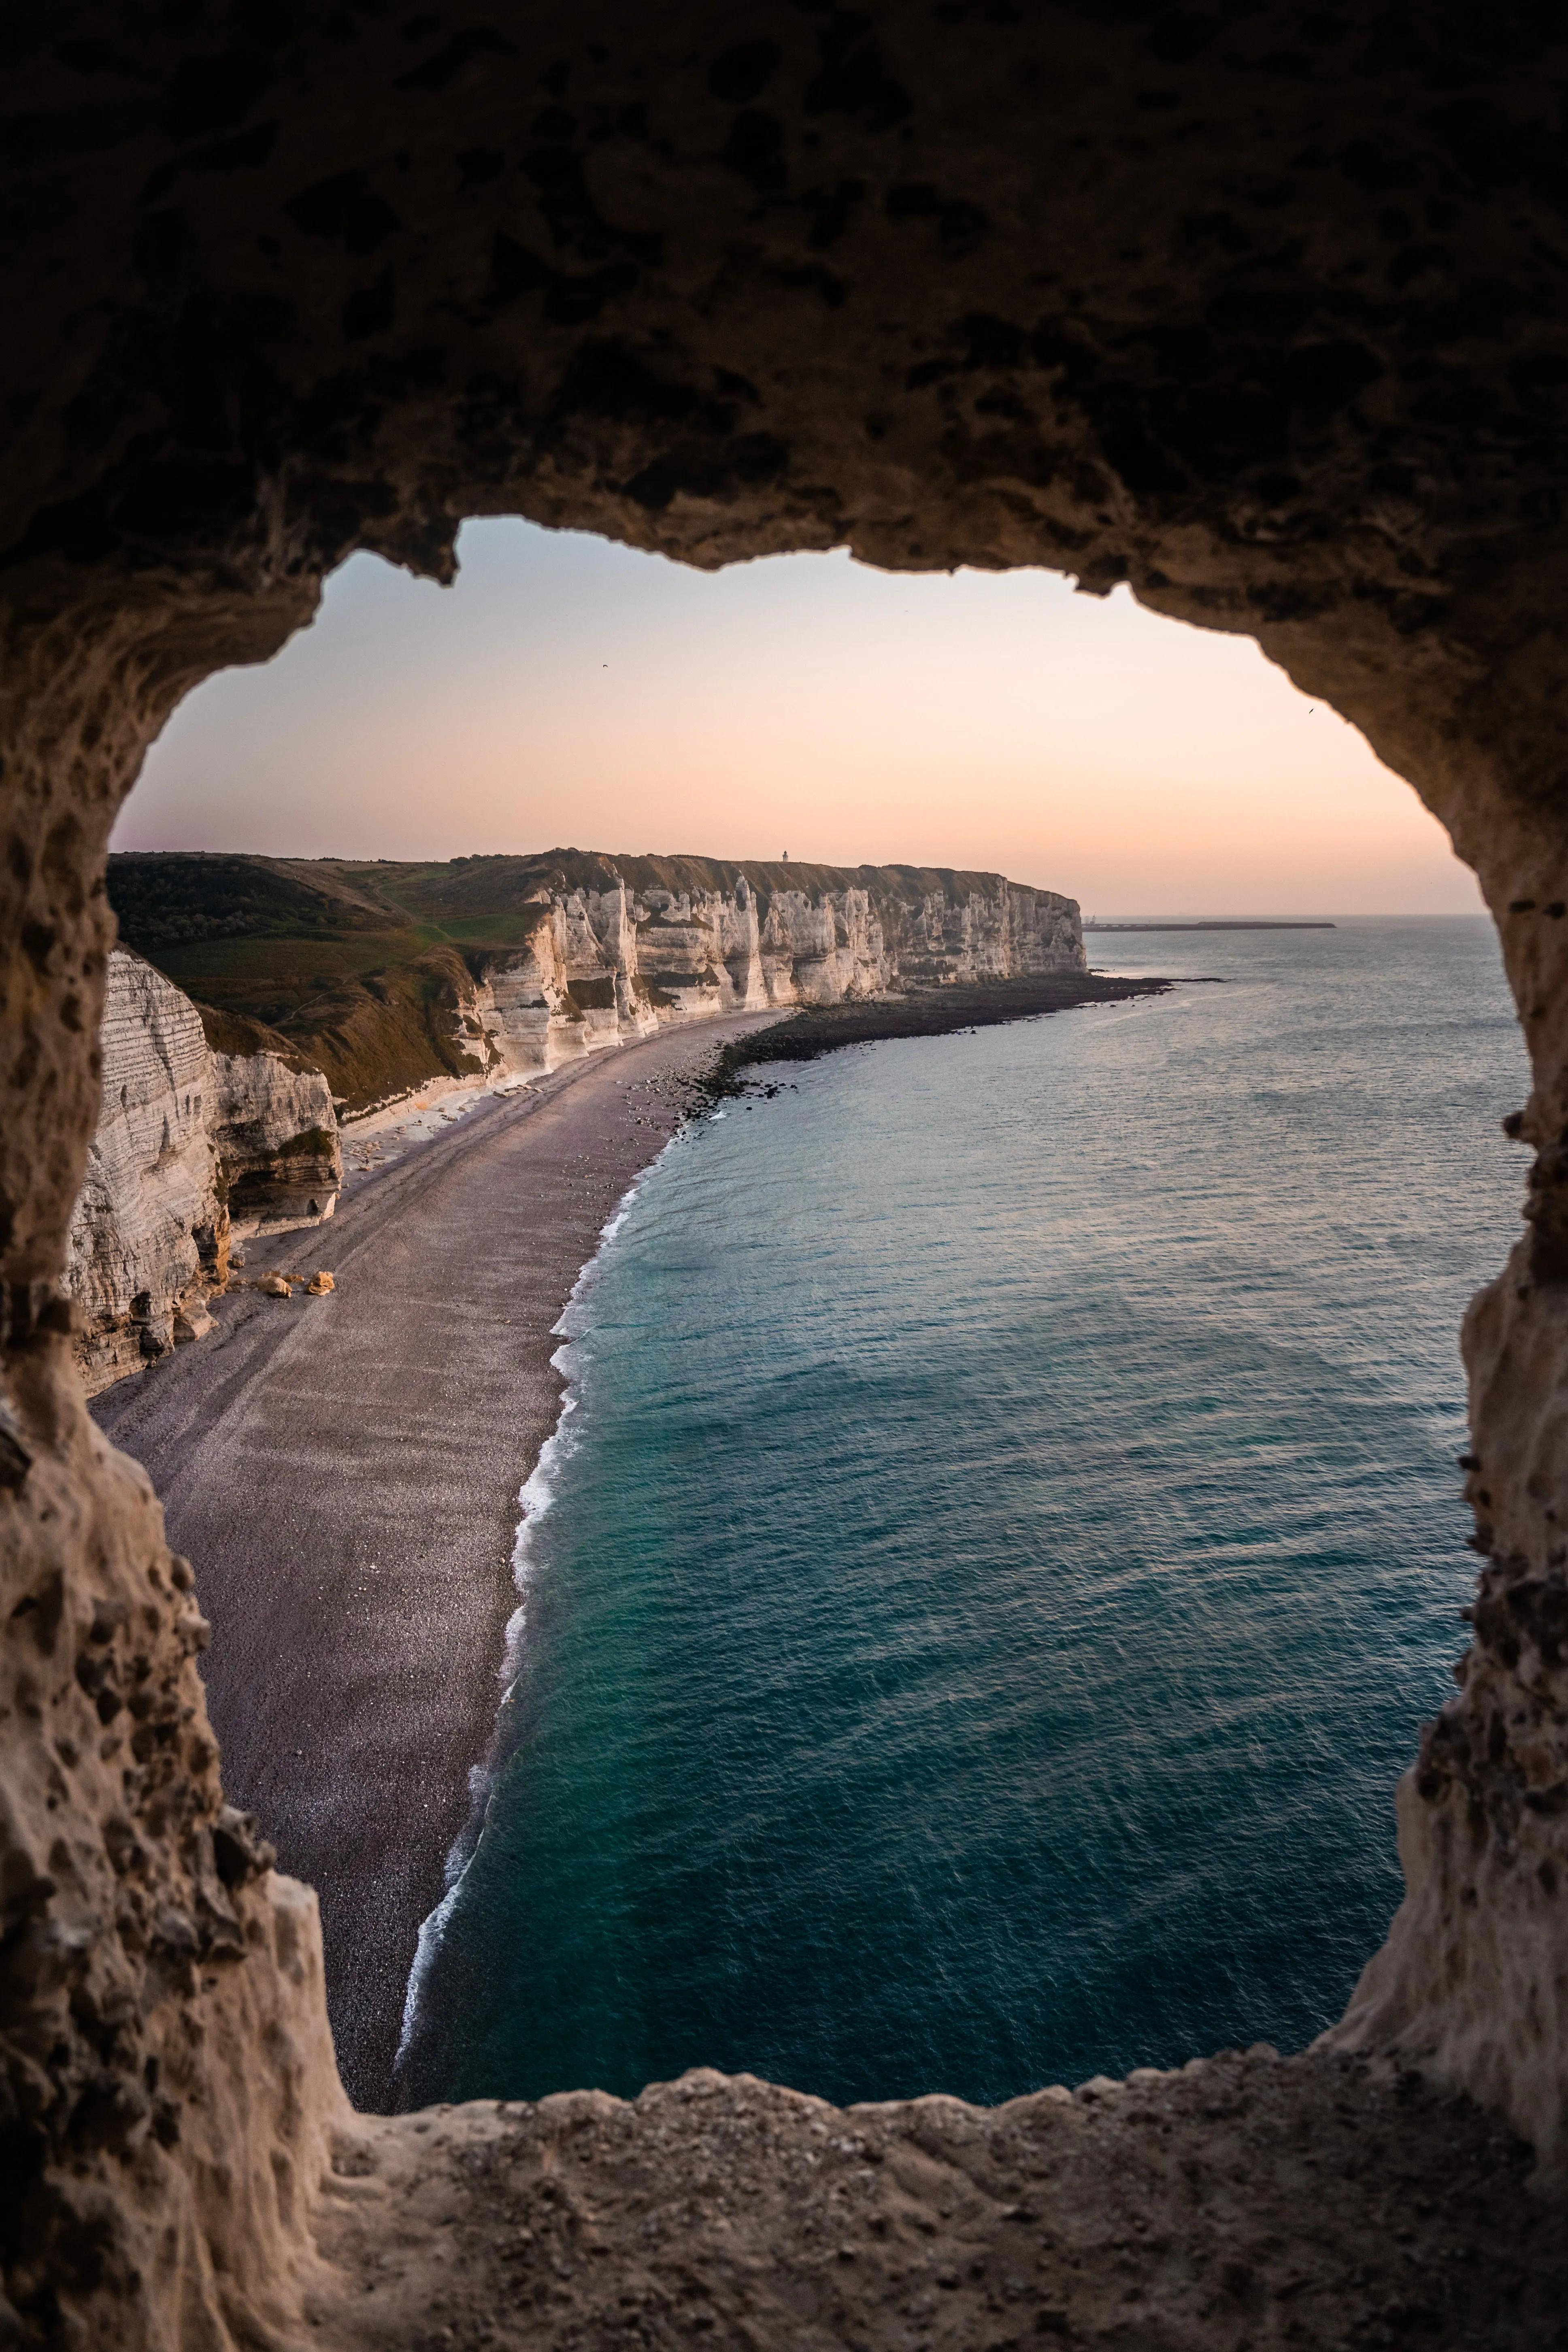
left=4, top=4, right=1568, bottom=2343
left=63, top=950, right=341, bottom=1392
left=466, top=856, right=1084, bottom=1079
left=315, top=2051, right=1568, bottom=2350
left=0, top=1333, right=349, bottom=2347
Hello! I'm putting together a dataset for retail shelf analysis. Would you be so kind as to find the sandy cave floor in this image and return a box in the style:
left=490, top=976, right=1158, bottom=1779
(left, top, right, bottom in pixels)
left=311, top=2050, right=1565, bottom=2351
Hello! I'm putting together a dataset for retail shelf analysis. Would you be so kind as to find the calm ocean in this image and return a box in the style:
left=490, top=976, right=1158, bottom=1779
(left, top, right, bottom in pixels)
left=396, top=917, right=1527, bottom=2111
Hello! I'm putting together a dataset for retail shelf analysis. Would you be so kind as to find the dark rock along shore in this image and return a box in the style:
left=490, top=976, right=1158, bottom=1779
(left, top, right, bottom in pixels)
left=704, top=973, right=1170, bottom=1091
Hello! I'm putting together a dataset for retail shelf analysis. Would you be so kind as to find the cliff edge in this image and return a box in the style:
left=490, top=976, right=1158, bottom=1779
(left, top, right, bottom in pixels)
left=460, top=854, right=1086, bottom=1087
left=107, top=851, right=1087, bottom=1113
left=65, top=950, right=343, bottom=1393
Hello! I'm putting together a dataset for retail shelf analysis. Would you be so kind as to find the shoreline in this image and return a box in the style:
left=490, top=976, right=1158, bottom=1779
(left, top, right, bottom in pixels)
left=701, top=971, right=1171, bottom=1093
left=391, top=1147, right=657, bottom=2094
left=91, top=975, right=1166, bottom=2111
left=91, top=1008, right=786, bottom=2109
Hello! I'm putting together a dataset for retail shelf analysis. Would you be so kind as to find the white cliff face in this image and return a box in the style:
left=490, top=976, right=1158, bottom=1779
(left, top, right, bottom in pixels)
left=65, top=954, right=221, bottom=1389
left=66, top=951, right=342, bottom=1392
left=899, top=881, right=1086, bottom=983
left=755, top=885, right=887, bottom=1004
left=463, top=869, right=1084, bottom=1079
left=208, top=1045, right=341, bottom=1232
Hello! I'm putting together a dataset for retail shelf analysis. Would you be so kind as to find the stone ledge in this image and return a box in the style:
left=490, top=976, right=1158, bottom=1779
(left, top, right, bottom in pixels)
left=310, top=2052, right=1564, bottom=2349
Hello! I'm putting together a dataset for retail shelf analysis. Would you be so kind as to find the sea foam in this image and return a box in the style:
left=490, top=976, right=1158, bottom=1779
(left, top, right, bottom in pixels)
left=394, top=1137, right=683, bottom=2086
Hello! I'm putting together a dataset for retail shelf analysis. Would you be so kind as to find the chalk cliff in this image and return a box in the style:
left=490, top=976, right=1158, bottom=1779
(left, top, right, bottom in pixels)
left=70, top=862, right=1081, bottom=1374
left=453, top=856, right=1086, bottom=1082
left=65, top=951, right=341, bottom=1392
left=104, top=850, right=1086, bottom=1111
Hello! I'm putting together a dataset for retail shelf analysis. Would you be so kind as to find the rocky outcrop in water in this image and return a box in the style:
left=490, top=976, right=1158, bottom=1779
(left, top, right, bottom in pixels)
left=65, top=951, right=341, bottom=1392
left=460, top=859, right=1085, bottom=1081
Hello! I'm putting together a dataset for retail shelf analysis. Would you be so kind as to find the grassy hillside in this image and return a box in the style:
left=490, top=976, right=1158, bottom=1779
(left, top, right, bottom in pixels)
left=108, top=854, right=519, bottom=1111
left=374, top=849, right=1061, bottom=925
left=108, top=850, right=1074, bottom=1113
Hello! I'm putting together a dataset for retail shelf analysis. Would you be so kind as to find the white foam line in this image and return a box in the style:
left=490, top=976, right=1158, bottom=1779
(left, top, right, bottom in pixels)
left=393, top=1125, right=696, bottom=2083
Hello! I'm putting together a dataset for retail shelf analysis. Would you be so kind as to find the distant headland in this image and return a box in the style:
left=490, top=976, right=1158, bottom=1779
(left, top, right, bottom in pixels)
left=108, top=849, right=1090, bottom=1116
left=1084, top=919, right=1336, bottom=932
left=83, top=849, right=1169, bottom=1399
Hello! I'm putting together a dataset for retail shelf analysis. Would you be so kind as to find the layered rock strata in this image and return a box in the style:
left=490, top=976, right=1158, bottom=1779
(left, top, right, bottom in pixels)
left=64, top=951, right=341, bottom=1393
left=462, top=860, right=1084, bottom=1081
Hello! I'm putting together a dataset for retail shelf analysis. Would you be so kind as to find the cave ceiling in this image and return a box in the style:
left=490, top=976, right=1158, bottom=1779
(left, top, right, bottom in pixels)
left=4, top=3, right=1568, bottom=760
left=7, top=19, right=1568, bottom=2341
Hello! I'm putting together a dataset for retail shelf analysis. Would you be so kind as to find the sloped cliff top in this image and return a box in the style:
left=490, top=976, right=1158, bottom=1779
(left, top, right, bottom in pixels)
left=107, top=852, right=412, bottom=945
left=109, top=849, right=1076, bottom=948
left=107, top=850, right=1080, bottom=1113
left=107, top=848, right=1078, bottom=1013
left=405, top=848, right=1076, bottom=913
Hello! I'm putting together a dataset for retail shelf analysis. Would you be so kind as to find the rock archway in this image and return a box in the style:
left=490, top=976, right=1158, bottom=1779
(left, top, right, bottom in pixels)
left=4, top=7, right=1567, bottom=2343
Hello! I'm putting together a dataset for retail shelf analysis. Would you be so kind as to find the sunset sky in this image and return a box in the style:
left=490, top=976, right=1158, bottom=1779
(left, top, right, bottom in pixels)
left=119, top=518, right=1481, bottom=916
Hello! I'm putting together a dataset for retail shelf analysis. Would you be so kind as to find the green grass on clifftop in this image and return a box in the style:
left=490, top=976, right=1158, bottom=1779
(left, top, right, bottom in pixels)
left=108, top=850, right=1082, bottom=1114
left=109, top=852, right=563, bottom=1111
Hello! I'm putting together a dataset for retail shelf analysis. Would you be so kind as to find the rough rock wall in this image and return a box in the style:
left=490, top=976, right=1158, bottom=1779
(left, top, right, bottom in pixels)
left=2, top=4, right=1568, bottom=2342
left=64, top=953, right=225, bottom=1392
left=466, top=866, right=1083, bottom=1078
left=1322, top=802, right=1568, bottom=2160
left=208, top=1040, right=341, bottom=1231
left=0, top=1364, right=350, bottom=2346
left=64, top=951, right=342, bottom=1394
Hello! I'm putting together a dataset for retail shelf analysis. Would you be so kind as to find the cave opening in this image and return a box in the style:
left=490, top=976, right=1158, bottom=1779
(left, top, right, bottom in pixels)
left=82, top=515, right=1522, bottom=2127
left=6, top=8, right=1568, bottom=2341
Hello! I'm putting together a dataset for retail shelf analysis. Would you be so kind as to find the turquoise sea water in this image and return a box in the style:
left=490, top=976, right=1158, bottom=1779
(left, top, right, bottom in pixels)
left=396, top=917, right=1527, bottom=2111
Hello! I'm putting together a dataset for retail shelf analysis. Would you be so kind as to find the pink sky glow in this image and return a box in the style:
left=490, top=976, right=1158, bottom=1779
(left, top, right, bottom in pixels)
left=118, top=519, right=1483, bottom=917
